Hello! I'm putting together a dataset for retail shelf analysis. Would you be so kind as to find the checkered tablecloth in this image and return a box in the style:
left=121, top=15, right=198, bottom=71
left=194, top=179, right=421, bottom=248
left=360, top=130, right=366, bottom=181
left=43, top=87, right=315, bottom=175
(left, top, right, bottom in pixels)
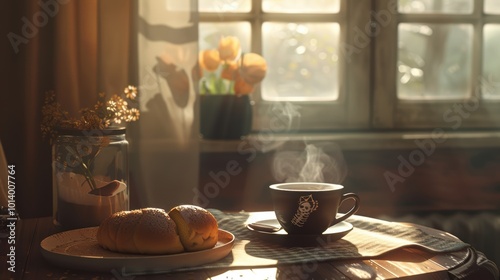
left=167, top=210, right=470, bottom=273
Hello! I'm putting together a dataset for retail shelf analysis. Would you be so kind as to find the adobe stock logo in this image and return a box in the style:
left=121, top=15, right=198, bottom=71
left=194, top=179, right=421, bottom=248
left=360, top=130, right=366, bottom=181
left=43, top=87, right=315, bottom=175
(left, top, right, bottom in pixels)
left=383, top=75, right=497, bottom=192
left=7, top=0, right=70, bottom=54
left=340, top=0, right=397, bottom=63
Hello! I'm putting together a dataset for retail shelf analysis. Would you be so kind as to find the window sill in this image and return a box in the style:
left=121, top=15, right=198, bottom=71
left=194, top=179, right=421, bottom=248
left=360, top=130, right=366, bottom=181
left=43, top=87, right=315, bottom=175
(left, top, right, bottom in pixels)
left=200, top=130, right=500, bottom=153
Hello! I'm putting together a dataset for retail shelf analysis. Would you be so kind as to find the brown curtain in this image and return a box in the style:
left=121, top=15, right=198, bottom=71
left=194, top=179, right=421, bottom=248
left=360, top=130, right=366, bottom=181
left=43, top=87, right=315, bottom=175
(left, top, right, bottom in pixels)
left=0, top=0, right=132, bottom=218
left=54, top=0, right=99, bottom=114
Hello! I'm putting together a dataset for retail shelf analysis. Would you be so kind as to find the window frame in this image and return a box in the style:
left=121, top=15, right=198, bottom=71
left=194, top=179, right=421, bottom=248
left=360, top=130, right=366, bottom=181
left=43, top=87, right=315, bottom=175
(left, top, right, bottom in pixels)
left=373, top=0, right=500, bottom=130
left=199, top=0, right=500, bottom=133
left=199, top=0, right=372, bottom=133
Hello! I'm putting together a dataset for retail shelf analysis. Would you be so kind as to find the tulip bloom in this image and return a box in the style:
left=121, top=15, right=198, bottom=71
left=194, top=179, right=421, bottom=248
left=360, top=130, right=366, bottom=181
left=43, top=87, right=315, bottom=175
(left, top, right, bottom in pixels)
left=240, top=53, right=267, bottom=85
left=198, top=35, right=267, bottom=95
left=220, top=61, right=239, bottom=81
left=218, top=36, right=241, bottom=61
left=199, top=49, right=221, bottom=72
left=234, top=76, right=254, bottom=96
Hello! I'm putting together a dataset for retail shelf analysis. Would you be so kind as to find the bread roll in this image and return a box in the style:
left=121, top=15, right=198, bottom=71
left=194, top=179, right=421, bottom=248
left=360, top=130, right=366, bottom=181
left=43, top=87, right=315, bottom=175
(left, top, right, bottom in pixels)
left=96, top=208, right=184, bottom=254
left=168, top=205, right=218, bottom=252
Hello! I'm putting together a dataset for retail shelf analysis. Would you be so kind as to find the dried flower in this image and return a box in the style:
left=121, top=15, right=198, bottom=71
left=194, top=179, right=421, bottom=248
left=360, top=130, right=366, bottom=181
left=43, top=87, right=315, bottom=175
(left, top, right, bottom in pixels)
left=124, top=85, right=137, bottom=100
left=127, top=108, right=140, bottom=122
left=41, top=90, right=70, bottom=141
left=42, top=86, right=139, bottom=194
left=41, top=85, right=140, bottom=142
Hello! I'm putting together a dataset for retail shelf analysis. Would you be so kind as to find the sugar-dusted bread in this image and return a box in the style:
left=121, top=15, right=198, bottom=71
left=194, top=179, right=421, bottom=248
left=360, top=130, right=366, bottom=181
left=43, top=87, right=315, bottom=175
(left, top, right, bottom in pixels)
left=96, top=208, right=184, bottom=254
left=168, top=205, right=218, bottom=252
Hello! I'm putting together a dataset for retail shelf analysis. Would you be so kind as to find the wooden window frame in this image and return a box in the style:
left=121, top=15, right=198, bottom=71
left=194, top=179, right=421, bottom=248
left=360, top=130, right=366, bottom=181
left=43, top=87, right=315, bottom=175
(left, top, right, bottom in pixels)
left=373, top=0, right=500, bottom=130
left=199, top=0, right=371, bottom=133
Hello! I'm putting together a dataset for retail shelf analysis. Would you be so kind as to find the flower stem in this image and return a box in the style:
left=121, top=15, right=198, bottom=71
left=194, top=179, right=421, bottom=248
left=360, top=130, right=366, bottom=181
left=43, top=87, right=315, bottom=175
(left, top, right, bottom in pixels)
left=81, top=162, right=97, bottom=190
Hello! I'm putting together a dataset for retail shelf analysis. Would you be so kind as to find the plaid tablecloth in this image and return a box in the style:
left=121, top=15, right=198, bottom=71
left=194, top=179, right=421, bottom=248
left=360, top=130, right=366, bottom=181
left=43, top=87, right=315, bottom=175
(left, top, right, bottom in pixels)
left=166, top=210, right=470, bottom=273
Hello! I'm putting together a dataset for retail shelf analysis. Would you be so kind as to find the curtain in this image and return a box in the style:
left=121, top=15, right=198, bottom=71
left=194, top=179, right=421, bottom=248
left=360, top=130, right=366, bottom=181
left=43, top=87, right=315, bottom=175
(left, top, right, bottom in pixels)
left=0, top=0, right=198, bottom=218
left=132, top=0, right=199, bottom=209
left=1, top=0, right=101, bottom=217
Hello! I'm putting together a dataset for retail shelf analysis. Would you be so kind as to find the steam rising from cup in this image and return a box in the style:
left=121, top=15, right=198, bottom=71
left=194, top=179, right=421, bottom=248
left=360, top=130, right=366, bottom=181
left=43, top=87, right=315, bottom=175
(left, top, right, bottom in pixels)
left=272, top=142, right=347, bottom=184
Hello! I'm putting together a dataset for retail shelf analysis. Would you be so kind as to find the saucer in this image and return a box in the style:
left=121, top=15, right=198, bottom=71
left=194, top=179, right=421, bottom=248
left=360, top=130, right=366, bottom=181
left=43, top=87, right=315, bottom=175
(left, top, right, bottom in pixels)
left=246, top=219, right=353, bottom=245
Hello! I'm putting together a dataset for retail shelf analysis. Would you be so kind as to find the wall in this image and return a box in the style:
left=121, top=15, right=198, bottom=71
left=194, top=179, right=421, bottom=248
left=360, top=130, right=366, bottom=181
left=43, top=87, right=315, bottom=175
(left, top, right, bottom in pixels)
left=198, top=145, right=500, bottom=217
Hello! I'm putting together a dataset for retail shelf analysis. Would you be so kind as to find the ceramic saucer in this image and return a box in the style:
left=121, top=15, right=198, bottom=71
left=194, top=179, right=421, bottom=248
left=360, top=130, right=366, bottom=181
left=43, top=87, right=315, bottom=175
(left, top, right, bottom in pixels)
left=246, top=219, right=353, bottom=245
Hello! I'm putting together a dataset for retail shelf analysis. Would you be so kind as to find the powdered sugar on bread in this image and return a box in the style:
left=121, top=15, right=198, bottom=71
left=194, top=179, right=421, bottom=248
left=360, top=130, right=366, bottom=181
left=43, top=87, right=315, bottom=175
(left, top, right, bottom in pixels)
left=97, top=205, right=218, bottom=254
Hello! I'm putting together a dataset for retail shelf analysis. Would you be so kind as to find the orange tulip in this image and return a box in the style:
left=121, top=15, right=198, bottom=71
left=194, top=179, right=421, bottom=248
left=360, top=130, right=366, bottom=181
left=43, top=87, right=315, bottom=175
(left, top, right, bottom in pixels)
left=240, top=53, right=267, bottom=84
left=199, top=49, right=220, bottom=72
left=220, top=61, right=239, bottom=81
left=234, top=76, right=254, bottom=96
left=218, top=36, right=241, bottom=61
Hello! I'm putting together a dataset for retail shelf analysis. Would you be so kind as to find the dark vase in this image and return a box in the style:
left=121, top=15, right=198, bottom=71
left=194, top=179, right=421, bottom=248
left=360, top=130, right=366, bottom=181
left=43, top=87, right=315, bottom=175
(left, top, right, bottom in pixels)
left=200, top=94, right=252, bottom=140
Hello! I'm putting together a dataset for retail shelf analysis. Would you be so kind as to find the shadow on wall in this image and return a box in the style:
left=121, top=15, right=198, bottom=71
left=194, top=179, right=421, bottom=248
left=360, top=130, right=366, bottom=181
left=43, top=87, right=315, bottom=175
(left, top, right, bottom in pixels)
left=128, top=0, right=200, bottom=210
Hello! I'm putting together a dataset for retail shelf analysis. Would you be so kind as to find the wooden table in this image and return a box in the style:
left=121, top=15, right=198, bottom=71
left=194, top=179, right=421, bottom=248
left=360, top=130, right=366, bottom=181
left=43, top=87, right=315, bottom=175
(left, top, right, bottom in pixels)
left=1, top=213, right=498, bottom=280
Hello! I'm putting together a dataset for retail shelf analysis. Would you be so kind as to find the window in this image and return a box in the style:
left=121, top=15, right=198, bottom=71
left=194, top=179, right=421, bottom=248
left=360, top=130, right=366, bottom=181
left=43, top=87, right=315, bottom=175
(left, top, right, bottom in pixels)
left=374, top=0, right=500, bottom=129
left=199, top=0, right=500, bottom=134
left=199, top=0, right=371, bottom=133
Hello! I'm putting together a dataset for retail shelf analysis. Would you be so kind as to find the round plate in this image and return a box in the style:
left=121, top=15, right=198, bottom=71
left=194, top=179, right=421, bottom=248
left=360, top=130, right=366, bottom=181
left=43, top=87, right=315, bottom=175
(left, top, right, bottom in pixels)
left=247, top=219, right=353, bottom=245
left=40, top=227, right=234, bottom=275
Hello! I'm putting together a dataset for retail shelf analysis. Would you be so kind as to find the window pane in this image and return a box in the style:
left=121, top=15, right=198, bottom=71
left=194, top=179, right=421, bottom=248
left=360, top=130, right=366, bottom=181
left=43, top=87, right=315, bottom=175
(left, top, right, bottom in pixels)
left=485, top=0, right=500, bottom=14
left=262, top=23, right=340, bottom=101
left=262, top=0, right=340, bottom=13
left=199, top=22, right=251, bottom=52
left=397, top=23, right=473, bottom=100
left=199, top=0, right=251, bottom=13
left=398, top=0, right=473, bottom=14
left=483, top=24, right=500, bottom=99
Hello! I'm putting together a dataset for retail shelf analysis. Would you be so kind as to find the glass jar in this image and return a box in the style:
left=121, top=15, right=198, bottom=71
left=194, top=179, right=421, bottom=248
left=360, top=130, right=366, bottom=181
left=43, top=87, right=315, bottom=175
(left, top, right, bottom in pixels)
left=52, top=128, right=129, bottom=229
